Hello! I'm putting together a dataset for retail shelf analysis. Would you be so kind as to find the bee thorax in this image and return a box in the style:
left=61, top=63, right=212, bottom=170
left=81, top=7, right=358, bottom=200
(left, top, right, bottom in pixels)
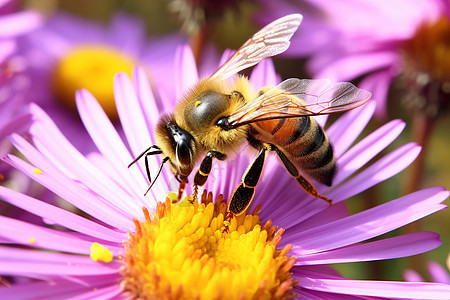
left=184, top=91, right=230, bottom=131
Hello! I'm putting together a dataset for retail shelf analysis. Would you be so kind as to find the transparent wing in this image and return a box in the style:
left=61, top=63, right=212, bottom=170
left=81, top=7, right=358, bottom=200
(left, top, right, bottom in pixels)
left=228, top=78, right=372, bottom=127
left=211, top=14, right=303, bottom=80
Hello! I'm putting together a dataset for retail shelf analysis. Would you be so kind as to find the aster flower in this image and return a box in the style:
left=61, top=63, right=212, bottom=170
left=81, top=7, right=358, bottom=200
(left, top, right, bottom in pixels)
left=16, top=11, right=186, bottom=152
left=0, top=39, right=449, bottom=298
left=256, top=0, right=450, bottom=119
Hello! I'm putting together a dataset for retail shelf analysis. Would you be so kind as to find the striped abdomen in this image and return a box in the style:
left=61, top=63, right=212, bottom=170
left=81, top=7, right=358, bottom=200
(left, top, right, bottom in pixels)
left=251, top=116, right=335, bottom=186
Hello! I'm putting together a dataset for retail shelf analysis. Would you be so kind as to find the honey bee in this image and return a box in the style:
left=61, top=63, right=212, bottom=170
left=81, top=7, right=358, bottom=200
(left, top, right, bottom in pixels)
left=129, top=14, right=371, bottom=217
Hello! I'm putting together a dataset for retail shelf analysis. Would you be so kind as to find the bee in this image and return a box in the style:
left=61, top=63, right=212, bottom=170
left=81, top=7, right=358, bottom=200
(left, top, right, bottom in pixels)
left=129, top=14, right=371, bottom=218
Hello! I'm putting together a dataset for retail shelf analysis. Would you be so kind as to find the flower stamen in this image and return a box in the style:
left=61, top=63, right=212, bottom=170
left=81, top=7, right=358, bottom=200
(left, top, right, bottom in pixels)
left=122, top=190, right=296, bottom=299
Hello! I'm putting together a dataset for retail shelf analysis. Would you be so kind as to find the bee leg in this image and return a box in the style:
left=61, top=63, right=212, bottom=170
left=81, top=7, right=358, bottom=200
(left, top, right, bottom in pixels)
left=228, top=146, right=268, bottom=215
left=271, top=144, right=332, bottom=205
left=177, top=177, right=187, bottom=202
left=222, top=211, right=234, bottom=234
left=192, top=151, right=226, bottom=203
left=135, top=148, right=162, bottom=185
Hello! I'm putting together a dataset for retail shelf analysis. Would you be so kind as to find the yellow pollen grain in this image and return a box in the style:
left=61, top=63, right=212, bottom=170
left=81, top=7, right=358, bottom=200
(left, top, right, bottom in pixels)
left=27, top=237, right=36, bottom=243
left=90, top=242, right=113, bottom=263
left=52, top=45, right=136, bottom=119
left=122, top=192, right=295, bottom=299
left=32, top=168, right=42, bottom=174
left=167, top=191, right=178, bottom=203
left=195, top=100, right=202, bottom=107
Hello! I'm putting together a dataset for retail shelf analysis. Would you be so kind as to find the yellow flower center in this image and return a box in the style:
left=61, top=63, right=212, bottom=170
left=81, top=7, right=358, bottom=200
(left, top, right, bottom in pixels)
left=122, top=191, right=295, bottom=299
left=399, top=15, right=450, bottom=116
left=51, top=45, right=136, bottom=119
left=403, top=16, right=450, bottom=81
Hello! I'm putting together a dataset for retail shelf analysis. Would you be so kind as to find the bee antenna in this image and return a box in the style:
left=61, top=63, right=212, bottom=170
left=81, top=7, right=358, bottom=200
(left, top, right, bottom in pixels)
left=128, top=145, right=161, bottom=168
left=144, top=156, right=169, bottom=196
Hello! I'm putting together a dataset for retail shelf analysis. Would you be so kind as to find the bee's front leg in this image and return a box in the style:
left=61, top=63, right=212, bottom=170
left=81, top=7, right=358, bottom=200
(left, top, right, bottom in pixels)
left=192, top=151, right=226, bottom=202
left=176, top=176, right=187, bottom=202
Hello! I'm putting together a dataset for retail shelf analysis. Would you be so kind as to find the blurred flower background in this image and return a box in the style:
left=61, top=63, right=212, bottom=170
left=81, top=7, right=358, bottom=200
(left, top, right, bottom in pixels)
left=1, top=0, right=449, bottom=295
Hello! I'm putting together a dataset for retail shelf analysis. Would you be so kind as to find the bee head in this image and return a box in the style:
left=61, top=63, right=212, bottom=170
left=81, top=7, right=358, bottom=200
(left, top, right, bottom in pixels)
left=155, top=115, right=198, bottom=179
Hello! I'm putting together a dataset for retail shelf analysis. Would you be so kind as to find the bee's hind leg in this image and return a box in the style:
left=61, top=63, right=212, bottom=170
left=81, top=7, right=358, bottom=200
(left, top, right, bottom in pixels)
left=228, top=145, right=268, bottom=215
left=271, top=144, right=332, bottom=205
left=192, top=151, right=226, bottom=203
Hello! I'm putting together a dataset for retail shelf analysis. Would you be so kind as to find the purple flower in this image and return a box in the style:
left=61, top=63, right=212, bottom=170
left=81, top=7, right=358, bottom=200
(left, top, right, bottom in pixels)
left=16, top=11, right=187, bottom=153
left=256, top=0, right=450, bottom=118
left=0, top=41, right=450, bottom=298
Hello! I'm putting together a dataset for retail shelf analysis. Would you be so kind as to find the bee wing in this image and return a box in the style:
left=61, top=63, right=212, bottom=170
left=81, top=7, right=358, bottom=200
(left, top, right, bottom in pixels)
left=210, top=14, right=303, bottom=80
left=228, top=78, right=372, bottom=127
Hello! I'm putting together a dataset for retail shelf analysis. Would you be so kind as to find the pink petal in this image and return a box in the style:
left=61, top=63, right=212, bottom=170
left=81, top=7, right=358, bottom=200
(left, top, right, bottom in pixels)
left=405, top=269, right=424, bottom=282
left=249, top=58, right=280, bottom=88
left=66, top=284, right=124, bottom=300
left=0, top=247, right=120, bottom=276
left=114, top=72, right=152, bottom=162
left=0, top=39, right=14, bottom=62
left=310, top=50, right=399, bottom=82
left=359, top=68, right=398, bottom=119
left=327, top=100, right=375, bottom=158
left=0, top=275, right=121, bottom=300
left=0, top=114, right=31, bottom=153
left=309, top=0, right=444, bottom=40
left=0, top=186, right=126, bottom=243
left=116, top=71, right=175, bottom=201
left=279, top=201, right=349, bottom=233
left=334, top=119, right=406, bottom=185
left=0, top=216, right=123, bottom=255
left=175, top=45, right=198, bottom=99
left=131, top=67, right=184, bottom=196
left=132, top=66, right=161, bottom=139
left=428, top=261, right=450, bottom=284
left=74, top=91, right=152, bottom=211
left=330, top=143, right=421, bottom=201
left=28, top=103, right=138, bottom=207
left=5, top=155, right=134, bottom=230
left=0, top=11, right=42, bottom=38
left=296, top=231, right=441, bottom=265
left=113, top=72, right=161, bottom=198
left=298, top=277, right=450, bottom=299
left=286, top=187, right=448, bottom=255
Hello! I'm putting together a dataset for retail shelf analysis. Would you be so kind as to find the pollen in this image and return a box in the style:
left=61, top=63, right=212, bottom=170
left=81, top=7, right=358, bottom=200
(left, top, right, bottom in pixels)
left=52, top=45, right=136, bottom=119
left=121, top=191, right=296, bottom=299
left=32, top=168, right=42, bottom=174
left=90, top=242, right=113, bottom=263
left=195, top=100, right=202, bottom=107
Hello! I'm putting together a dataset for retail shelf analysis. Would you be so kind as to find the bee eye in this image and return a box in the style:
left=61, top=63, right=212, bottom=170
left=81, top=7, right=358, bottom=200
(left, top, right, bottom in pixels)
left=176, top=139, right=191, bottom=166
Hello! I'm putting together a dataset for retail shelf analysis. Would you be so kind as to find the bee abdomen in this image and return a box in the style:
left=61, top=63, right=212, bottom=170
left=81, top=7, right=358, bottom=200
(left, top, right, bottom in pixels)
left=286, top=120, right=335, bottom=186
left=254, top=116, right=336, bottom=186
